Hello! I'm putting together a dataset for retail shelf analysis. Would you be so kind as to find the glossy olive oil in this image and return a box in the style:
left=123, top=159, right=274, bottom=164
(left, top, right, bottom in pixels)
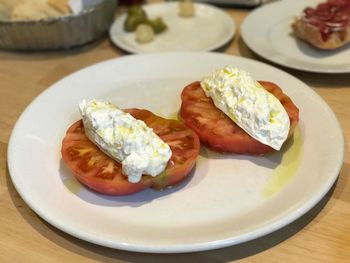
left=63, top=177, right=82, bottom=194
left=168, top=112, right=180, bottom=120
left=262, top=127, right=303, bottom=197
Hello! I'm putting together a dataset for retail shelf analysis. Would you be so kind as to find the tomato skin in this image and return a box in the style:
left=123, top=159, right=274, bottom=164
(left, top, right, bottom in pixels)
left=180, top=81, right=299, bottom=154
left=61, top=109, right=200, bottom=195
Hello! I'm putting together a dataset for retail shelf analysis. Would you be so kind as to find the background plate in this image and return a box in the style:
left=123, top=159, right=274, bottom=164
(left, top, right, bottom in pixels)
left=109, top=2, right=235, bottom=53
left=8, top=52, right=344, bottom=253
left=241, top=0, right=350, bottom=73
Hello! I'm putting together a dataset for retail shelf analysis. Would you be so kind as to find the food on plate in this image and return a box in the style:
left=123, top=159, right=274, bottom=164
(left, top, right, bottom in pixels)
left=123, top=5, right=148, bottom=32
left=145, top=17, right=167, bottom=34
left=47, top=0, right=70, bottom=14
left=123, top=5, right=167, bottom=34
left=179, top=0, right=195, bottom=18
left=292, top=0, right=350, bottom=50
left=123, top=5, right=167, bottom=44
left=79, top=100, right=172, bottom=183
left=180, top=66, right=299, bottom=154
left=135, top=24, right=154, bottom=43
left=61, top=100, right=200, bottom=195
left=0, top=0, right=71, bottom=21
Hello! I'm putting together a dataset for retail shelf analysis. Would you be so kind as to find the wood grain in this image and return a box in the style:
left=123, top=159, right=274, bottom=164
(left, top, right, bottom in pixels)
left=1, top=1, right=349, bottom=262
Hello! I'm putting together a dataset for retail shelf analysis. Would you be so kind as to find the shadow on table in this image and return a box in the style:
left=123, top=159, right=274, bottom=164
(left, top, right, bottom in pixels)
left=6, top=159, right=347, bottom=262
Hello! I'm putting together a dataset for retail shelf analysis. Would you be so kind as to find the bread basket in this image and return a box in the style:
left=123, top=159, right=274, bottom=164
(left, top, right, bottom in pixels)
left=0, top=0, right=116, bottom=50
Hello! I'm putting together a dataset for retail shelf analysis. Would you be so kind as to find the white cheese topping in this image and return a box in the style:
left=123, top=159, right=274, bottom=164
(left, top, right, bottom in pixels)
left=200, top=65, right=290, bottom=150
left=79, top=99, right=172, bottom=183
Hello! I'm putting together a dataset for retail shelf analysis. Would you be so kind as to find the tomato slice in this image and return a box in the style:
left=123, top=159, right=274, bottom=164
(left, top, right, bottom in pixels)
left=61, top=109, right=200, bottom=195
left=180, top=81, right=299, bottom=154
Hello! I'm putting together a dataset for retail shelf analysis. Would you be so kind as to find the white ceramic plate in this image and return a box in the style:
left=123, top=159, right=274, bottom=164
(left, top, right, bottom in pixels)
left=109, top=2, right=235, bottom=53
left=241, top=0, right=350, bottom=73
left=8, top=52, right=343, bottom=253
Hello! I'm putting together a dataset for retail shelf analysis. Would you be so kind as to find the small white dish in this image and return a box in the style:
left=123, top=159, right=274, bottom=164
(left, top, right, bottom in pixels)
left=8, top=52, right=344, bottom=253
left=241, top=0, right=350, bottom=73
left=109, top=2, right=235, bottom=53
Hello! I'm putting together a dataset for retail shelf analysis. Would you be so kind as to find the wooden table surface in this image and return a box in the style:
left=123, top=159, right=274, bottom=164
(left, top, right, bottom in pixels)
left=1, top=2, right=350, bottom=262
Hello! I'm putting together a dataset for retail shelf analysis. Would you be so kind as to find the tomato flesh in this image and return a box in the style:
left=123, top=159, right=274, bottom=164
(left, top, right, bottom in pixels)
left=180, top=81, right=299, bottom=154
left=61, top=109, right=200, bottom=195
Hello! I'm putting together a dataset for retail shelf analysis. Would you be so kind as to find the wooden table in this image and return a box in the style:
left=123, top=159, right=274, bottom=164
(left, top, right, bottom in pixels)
left=1, top=2, right=350, bottom=262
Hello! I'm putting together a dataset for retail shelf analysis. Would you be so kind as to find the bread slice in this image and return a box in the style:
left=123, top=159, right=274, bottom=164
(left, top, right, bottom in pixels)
left=48, top=0, right=70, bottom=15
left=292, top=0, right=350, bottom=50
left=292, top=18, right=350, bottom=50
left=292, top=19, right=350, bottom=50
left=10, top=0, right=71, bottom=21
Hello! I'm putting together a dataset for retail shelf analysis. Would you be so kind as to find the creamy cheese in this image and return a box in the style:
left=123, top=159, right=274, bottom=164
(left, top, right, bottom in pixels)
left=200, top=65, right=290, bottom=150
left=79, top=99, right=172, bottom=183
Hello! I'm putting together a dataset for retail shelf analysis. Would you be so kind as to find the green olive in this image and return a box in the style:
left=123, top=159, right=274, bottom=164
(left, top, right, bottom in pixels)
left=147, top=17, right=167, bottom=34
left=127, top=5, right=147, bottom=18
left=123, top=6, right=167, bottom=34
left=123, top=6, right=148, bottom=32
left=124, top=14, right=147, bottom=32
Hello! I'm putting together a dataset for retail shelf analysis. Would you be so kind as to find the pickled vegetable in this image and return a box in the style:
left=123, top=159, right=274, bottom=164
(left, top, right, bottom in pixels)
left=127, top=5, right=147, bottom=17
left=123, top=5, right=167, bottom=34
left=146, top=17, right=167, bottom=34
left=123, top=6, right=147, bottom=32
left=135, top=24, right=155, bottom=43
left=179, top=0, right=195, bottom=17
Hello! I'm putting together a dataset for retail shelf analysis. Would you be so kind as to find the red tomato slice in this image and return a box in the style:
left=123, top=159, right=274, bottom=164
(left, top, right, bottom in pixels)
left=180, top=81, right=299, bottom=154
left=61, top=109, right=200, bottom=195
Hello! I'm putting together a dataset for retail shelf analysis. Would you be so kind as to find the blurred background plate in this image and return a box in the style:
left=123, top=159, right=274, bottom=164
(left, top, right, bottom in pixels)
left=109, top=2, right=235, bottom=53
left=241, top=0, right=350, bottom=73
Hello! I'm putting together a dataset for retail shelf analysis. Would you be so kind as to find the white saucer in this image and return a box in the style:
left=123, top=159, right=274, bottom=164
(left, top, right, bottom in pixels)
left=109, top=2, right=235, bottom=53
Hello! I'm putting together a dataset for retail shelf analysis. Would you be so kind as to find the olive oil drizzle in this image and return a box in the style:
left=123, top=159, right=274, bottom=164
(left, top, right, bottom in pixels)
left=262, top=127, right=303, bottom=197
left=63, top=177, right=82, bottom=194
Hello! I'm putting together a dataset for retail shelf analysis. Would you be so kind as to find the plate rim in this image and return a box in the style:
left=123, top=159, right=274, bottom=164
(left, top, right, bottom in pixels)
left=7, top=52, right=345, bottom=253
left=240, top=0, right=350, bottom=74
left=109, top=2, right=236, bottom=54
